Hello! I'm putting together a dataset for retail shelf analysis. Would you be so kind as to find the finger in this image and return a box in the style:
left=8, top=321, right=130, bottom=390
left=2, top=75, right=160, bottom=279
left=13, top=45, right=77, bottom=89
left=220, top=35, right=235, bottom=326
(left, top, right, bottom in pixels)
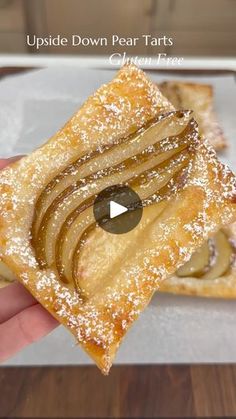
left=0, top=159, right=10, bottom=170
left=0, top=282, right=37, bottom=323
left=0, top=156, right=24, bottom=170
left=0, top=304, right=58, bottom=363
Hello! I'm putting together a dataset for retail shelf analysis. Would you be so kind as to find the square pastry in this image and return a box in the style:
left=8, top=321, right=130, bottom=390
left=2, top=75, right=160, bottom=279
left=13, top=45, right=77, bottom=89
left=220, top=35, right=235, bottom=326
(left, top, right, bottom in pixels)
left=159, top=80, right=227, bottom=150
left=0, top=65, right=235, bottom=373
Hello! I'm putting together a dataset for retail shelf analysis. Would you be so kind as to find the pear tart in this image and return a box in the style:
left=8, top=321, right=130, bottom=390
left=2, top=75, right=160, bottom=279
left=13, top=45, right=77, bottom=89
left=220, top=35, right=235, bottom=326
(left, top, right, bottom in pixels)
left=0, top=64, right=235, bottom=374
left=159, top=81, right=227, bottom=150
left=160, top=224, right=236, bottom=298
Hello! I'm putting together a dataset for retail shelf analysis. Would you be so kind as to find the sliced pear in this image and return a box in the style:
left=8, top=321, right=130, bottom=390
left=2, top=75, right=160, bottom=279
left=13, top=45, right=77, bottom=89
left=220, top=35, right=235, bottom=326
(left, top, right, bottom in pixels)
left=201, top=231, right=232, bottom=280
left=75, top=202, right=168, bottom=299
left=34, top=119, right=194, bottom=269
left=32, top=111, right=198, bottom=288
left=33, top=111, right=192, bottom=237
left=177, top=240, right=210, bottom=277
left=38, top=146, right=189, bottom=268
left=58, top=152, right=190, bottom=286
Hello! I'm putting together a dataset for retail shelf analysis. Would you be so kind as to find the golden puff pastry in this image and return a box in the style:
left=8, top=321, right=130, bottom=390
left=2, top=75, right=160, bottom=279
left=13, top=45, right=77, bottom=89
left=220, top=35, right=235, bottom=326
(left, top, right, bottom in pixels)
left=159, top=80, right=227, bottom=150
left=0, top=64, right=236, bottom=374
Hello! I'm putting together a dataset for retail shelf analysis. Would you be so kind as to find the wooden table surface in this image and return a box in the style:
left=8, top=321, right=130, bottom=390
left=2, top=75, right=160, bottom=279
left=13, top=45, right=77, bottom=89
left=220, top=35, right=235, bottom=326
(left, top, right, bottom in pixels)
left=0, top=66, right=236, bottom=419
left=1, top=365, right=236, bottom=418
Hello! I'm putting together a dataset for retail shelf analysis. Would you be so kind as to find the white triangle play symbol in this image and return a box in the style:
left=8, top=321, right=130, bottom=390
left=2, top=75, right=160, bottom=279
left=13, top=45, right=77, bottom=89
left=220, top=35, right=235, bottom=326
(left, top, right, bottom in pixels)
left=110, top=200, right=128, bottom=219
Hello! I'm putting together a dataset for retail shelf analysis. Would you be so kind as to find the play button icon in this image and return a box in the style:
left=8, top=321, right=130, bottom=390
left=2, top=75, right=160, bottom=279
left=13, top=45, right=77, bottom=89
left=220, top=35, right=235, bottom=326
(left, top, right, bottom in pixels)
left=93, top=185, right=143, bottom=234
left=110, top=201, right=128, bottom=219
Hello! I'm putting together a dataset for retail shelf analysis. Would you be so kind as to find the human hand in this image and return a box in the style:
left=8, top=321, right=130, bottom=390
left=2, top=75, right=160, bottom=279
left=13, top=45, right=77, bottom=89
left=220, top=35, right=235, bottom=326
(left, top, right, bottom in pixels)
left=0, top=158, right=58, bottom=363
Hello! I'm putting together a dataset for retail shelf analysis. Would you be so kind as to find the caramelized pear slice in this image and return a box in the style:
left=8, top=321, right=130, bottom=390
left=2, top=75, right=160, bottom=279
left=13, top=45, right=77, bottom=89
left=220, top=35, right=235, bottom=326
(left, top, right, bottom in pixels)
left=202, top=231, right=232, bottom=280
left=32, top=111, right=198, bottom=287
left=40, top=146, right=188, bottom=268
left=177, top=241, right=210, bottom=277
left=34, top=119, right=194, bottom=269
left=33, top=111, right=192, bottom=237
left=58, top=153, right=189, bottom=285
left=75, top=202, right=167, bottom=299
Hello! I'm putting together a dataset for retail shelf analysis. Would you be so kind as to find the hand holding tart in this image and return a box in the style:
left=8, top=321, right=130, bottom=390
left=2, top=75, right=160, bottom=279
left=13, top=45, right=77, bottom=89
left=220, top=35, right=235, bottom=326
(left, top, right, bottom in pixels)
left=0, top=64, right=235, bottom=373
